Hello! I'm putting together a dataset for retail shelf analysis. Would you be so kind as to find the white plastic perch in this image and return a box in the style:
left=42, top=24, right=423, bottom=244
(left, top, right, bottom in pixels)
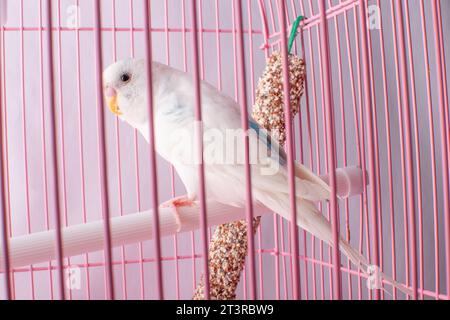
left=0, top=167, right=366, bottom=271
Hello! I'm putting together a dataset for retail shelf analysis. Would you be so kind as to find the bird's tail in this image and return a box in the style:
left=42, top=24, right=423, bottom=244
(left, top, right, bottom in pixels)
left=338, top=234, right=413, bottom=298
left=258, top=192, right=413, bottom=297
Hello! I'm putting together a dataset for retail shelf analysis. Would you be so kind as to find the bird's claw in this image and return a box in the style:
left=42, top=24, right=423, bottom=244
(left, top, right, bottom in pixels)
left=161, top=196, right=196, bottom=233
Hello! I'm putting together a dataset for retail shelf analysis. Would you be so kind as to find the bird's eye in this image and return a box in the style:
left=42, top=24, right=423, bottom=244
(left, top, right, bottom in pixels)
left=120, top=73, right=131, bottom=83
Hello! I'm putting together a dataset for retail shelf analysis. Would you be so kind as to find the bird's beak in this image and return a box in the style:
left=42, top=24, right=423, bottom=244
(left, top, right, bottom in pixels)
left=105, top=86, right=123, bottom=116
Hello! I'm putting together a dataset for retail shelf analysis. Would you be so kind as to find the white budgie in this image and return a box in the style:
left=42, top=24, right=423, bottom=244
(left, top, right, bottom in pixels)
left=103, top=58, right=412, bottom=297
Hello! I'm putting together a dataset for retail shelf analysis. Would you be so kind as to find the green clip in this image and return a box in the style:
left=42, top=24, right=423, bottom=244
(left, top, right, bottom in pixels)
left=288, top=16, right=305, bottom=54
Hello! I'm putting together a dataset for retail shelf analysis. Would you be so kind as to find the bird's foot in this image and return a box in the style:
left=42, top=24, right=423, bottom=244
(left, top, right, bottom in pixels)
left=161, top=196, right=196, bottom=233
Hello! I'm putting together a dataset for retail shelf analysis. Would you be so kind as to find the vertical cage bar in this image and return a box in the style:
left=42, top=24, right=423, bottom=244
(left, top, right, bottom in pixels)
left=330, top=0, right=353, bottom=300
left=256, top=0, right=270, bottom=58
left=0, top=13, right=14, bottom=300
left=234, top=0, right=257, bottom=300
left=247, top=0, right=265, bottom=300
left=431, top=0, right=450, bottom=300
left=373, top=0, right=398, bottom=300
left=394, top=0, right=418, bottom=300
left=178, top=0, right=198, bottom=293
left=0, top=21, right=11, bottom=300
left=317, top=0, right=341, bottom=300
left=419, top=0, right=440, bottom=300
left=389, top=0, right=410, bottom=296
left=279, top=217, right=289, bottom=299
left=357, top=0, right=380, bottom=300
left=365, top=0, right=385, bottom=300
left=110, top=0, right=128, bottom=301
left=39, top=0, right=55, bottom=300
left=305, top=23, right=321, bottom=300
left=93, top=0, right=115, bottom=300
left=55, top=0, right=73, bottom=300
left=142, top=0, right=164, bottom=300
left=74, top=0, right=91, bottom=300
left=403, top=0, right=424, bottom=299
left=317, top=22, right=334, bottom=298
left=230, top=0, right=249, bottom=298
left=189, top=0, right=210, bottom=300
left=277, top=0, right=301, bottom=300
left=310, top=1, right=329, bottom=300
left=231, top=1, right=239, bottom=104
left=19, top=0, right=36, bottom=299
left=267, top=1, right=278, bottom=51
left=45, top=0, right=66, bottom=300
left=198, top=0, right=205, bottom=80
left=297, top=1, right=312, bottom=301
left=273, top=215, right=281, bottom=300
left=214, top=0, right=222, bottom=91
left=342, top=5, right=365, bottom=299
left=299, top=14, right=314, bottom=303
left=180, top=0, right=198, bottom=293
left=352, top=5, right=371, bottom=299
left=128, top=0, right=147, bottom=300
left=162, top=0, right=181, bottom=300
left=436, top=1, right=449, bottom=161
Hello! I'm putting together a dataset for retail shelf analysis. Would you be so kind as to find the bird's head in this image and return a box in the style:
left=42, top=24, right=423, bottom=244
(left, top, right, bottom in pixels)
left=103, top=58, right=148, bottom=126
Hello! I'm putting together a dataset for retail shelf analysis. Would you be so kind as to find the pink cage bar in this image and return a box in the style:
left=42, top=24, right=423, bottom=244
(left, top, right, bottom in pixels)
left=0, top=0, right=449, bottom=300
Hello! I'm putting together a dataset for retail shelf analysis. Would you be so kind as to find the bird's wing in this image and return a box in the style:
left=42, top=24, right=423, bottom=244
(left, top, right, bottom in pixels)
left=199, top=89, right=330, bottom=201
left=249, top=117, right=330, bottom=197
left=294, top=163, right=331, bottom=197
left=247, top=117, right=331, bottom=199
